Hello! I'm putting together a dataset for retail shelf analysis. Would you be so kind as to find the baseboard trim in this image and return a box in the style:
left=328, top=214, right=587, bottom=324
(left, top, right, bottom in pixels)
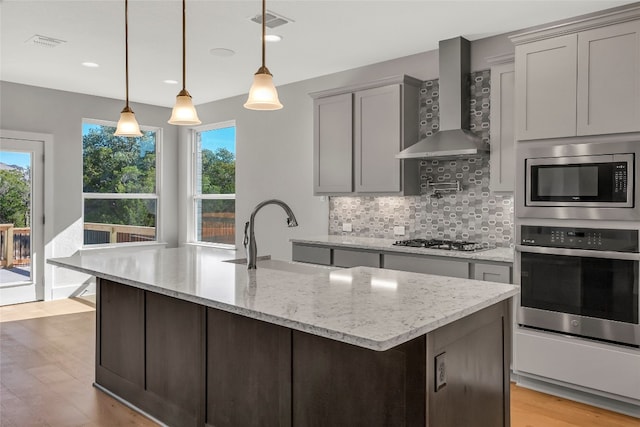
left=51, top=283, right=96, bottom=299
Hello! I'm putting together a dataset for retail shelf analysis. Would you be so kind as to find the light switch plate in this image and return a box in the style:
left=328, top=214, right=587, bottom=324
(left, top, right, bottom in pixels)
left=393, top=226, right=405, bottom=236
left=342, top=223, right=352, bottom=232
left=435, top=352, right=447, bottom=391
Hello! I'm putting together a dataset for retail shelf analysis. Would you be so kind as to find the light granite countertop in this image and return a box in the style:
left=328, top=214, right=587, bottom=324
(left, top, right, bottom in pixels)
left=291, top=235, right=514, bottom=263
left=49, top=246, right=518, bottom=351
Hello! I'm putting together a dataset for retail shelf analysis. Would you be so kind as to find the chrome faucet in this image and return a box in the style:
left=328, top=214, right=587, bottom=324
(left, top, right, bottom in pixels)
left=244, top=199, right=299, bottom=269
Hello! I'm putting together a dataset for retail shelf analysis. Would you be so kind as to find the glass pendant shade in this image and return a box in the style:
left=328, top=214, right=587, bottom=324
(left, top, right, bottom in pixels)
left=115, top=107, right=143, bottom=137
left=244, top=70, right=283, bottom=110
left=168, top=89, right=201, bottom=125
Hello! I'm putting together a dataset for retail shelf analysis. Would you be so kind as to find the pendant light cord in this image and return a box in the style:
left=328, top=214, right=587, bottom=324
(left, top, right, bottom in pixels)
left=124, top=0, right=130, bottom=109
left=182, top=0, right=186, bottom=91
left=261, top=0, right=266, bottom=69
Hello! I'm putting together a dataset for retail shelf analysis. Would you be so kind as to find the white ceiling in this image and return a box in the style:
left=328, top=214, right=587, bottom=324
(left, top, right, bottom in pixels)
left=1, top=0, right=636, bottom=108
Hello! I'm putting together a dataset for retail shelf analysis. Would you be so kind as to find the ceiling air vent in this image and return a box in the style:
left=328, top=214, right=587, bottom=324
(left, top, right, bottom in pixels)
left=25, top=34, right=67, bottom=48
left=250, top=10, right=293, bottom=28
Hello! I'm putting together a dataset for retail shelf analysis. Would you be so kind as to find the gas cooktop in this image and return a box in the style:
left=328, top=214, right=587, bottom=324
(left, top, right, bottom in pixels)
left=392, top=239, right=488, bottom=252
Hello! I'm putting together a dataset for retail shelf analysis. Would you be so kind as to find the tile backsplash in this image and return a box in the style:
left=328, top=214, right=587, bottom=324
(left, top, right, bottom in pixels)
left=328, top=71, right=515, bottom=248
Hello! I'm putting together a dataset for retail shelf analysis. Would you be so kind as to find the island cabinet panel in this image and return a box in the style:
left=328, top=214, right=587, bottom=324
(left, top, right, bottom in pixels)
left=97, top=279, right=144, bottom=388
left=206, top=308, right=292, bottom=427
left=292, top=332, right=426, bottom=427
left=427, top=301, right=511, bottom=427
left=145, top=292, right=205, bottom=427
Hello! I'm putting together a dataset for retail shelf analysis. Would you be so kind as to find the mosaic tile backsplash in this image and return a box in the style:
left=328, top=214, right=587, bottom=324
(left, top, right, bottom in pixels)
left=329, top=71, right=515, bottom=248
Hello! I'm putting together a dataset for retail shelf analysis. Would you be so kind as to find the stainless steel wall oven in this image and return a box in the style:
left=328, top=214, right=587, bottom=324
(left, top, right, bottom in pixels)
left=517, top=225, right=639, bottom=347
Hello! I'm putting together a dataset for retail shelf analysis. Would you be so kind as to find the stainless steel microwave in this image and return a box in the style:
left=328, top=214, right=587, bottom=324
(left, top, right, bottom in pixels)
left=516, top=138, right=640, bottom=220
left=526, top=153, right=633, bottom=207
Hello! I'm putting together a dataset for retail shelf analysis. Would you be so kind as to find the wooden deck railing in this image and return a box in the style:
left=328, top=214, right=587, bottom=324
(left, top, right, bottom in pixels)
left=201, top=212, right=235, bottom=245
left=0, top=224, right=30, bottom=268
left=84, top=223, right=156, bottom=245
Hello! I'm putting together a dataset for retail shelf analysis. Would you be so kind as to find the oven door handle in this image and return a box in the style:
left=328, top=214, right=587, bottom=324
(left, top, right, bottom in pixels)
left=515, top=245, right=640, bottom=260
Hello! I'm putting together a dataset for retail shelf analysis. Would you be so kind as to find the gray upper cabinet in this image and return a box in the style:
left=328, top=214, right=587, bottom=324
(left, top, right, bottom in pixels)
left=488, top=58, right=515, bottom=192
left=313, top=93, right=353, bottom=193
left=354, top=85, right=402, bottom=193
left=576, top=20, right=640, bottom=136
left=512, top=10, right=640, bottom=140
left=310, top=75, right=421, bottom=196
left=514, top=34, right=578, bottom=140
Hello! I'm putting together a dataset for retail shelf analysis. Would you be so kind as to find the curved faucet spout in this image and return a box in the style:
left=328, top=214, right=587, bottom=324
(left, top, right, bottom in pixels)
left=244, top=199, right=299, bottom=269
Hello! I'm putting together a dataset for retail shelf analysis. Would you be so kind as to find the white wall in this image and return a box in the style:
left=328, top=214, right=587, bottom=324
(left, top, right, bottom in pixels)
left=181, top=34, right=515, bottom=261
left=0, top=82, right=178, bottom=297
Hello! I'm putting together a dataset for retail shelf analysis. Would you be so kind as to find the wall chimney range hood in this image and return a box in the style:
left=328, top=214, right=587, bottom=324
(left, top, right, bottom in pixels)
left=396, top=37, right=488, bottom=160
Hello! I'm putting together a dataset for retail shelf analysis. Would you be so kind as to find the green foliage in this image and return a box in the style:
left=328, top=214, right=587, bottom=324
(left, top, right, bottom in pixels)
left=0, top=169, right=30, bottom=227
left=84, top=199, right=156, bottom=228
left=83, top=126, right=156, bottom=193
left=201, top=148, right=235, bottom=194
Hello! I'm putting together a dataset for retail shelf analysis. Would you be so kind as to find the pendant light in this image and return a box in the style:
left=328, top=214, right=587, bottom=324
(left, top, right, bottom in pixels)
left=168, top=0, right=201, bottom=125
left=115, top=0, right=142, bottom=137
left=244, top=0, right=283, bottom=110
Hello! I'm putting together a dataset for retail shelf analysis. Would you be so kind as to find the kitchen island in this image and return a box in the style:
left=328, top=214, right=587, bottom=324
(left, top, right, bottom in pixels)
left=49, top=246, right=519, bottom=427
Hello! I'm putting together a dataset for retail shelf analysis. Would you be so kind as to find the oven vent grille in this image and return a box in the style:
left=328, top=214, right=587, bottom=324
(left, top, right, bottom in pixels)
left=25, top=34, right=67, bottom=48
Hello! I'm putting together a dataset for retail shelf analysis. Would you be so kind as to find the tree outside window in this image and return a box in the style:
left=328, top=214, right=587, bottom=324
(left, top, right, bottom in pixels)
left=82, top=121, right=160, bottom=245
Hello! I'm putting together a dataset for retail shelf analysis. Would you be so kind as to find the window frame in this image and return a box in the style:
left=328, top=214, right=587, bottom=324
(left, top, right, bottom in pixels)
left=188, top=120, right=237, bottom=249
left=81, top=118, right=163, bottom=248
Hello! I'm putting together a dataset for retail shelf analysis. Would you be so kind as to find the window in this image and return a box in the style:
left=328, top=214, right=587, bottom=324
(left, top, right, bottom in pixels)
left=192, top=122, right=236, bottom=246
left=82, top=120, right=160, bottom=246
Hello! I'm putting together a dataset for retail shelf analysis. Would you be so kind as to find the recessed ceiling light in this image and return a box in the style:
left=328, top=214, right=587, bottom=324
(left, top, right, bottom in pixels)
left=163, top=79, right=179, bottom=85
left=265, top=34, right=282, bottom=42
left=210, top=48, right=236, bottom=57
left=82, top=62, right=99, bottom=68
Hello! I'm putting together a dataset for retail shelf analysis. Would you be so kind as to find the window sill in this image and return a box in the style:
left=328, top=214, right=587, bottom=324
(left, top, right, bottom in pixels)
left=184, top=241, right=237, bottom=251
left=79, top=241, right=168, bottom=254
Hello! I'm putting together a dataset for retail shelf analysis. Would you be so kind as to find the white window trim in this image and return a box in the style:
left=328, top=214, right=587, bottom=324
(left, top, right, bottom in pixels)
left=82, top=118, right=163, bottom=249
left=187, top=120, right=237, bottom=249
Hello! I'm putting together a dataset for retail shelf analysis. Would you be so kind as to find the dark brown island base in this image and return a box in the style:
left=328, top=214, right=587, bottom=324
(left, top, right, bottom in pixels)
left=96, top=279, right=511, bottom=427
left=48, top=247, right=517, bottom=427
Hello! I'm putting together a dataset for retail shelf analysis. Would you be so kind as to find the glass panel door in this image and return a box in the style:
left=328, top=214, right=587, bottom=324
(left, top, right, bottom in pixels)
left=0, top=138, right=43, bottom=305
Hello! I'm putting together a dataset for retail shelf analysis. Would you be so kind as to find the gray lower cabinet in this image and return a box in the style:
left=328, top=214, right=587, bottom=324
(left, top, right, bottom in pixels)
left=291, top=244, right=331, bottom=265
left=472, top=263, right=511, bottom=284
left=292, top=243, right=512, bottom=284
left=333, top=248, right=380, bottom=268
left=384, top=253, right=469, bottom=279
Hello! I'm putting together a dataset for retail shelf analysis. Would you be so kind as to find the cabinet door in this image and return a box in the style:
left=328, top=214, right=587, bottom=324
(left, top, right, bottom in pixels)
left=515, top=34, right=578, bottom=140
left=354, top=84, right=402, bottom=193
left=384, top=254, right=469, bottom=278
left=314, top=93, right=353, bottom=194
left=473, top=263, right=511, bottom=284
left=490, top=62, right=515, bottom=192
left=333, top=248, right=380, bottom=268
left=292, top=243, right=331, bottom=265
left=577, top=20, right=640, bottom=135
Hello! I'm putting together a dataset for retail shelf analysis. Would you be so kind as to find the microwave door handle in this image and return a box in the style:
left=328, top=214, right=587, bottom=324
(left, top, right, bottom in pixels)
left=515, top=245, right=640, bottom=261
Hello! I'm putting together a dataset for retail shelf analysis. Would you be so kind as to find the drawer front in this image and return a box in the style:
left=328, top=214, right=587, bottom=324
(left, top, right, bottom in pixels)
left=472, top=263, right=511, bottom=284
left=383, top=254, right=469, bottom=278
left=333, top=249, right=380, bottom=268
left=292, top=244, right=331, bottom=266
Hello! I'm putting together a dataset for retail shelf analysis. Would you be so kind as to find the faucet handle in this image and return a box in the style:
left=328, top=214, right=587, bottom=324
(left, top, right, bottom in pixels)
left=243, top=221, right=250, bottom=248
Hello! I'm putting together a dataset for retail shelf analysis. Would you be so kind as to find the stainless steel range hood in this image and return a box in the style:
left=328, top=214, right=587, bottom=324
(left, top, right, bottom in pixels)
left=396, top=37, right=488, bottom=160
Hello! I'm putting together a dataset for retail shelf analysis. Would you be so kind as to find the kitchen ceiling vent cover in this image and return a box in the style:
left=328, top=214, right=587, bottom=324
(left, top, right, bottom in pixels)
left=250, top=10, right=293, bottom=28
left=25, top=34, right=66, bottom=48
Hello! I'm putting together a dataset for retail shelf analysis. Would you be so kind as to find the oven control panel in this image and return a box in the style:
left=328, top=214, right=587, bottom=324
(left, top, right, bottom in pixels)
left=521, top=226, right=638, bottom=252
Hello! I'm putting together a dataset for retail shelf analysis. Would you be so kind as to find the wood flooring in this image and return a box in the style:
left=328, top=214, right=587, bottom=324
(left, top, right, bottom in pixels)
left=1, top=298, right=638, bottom=427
